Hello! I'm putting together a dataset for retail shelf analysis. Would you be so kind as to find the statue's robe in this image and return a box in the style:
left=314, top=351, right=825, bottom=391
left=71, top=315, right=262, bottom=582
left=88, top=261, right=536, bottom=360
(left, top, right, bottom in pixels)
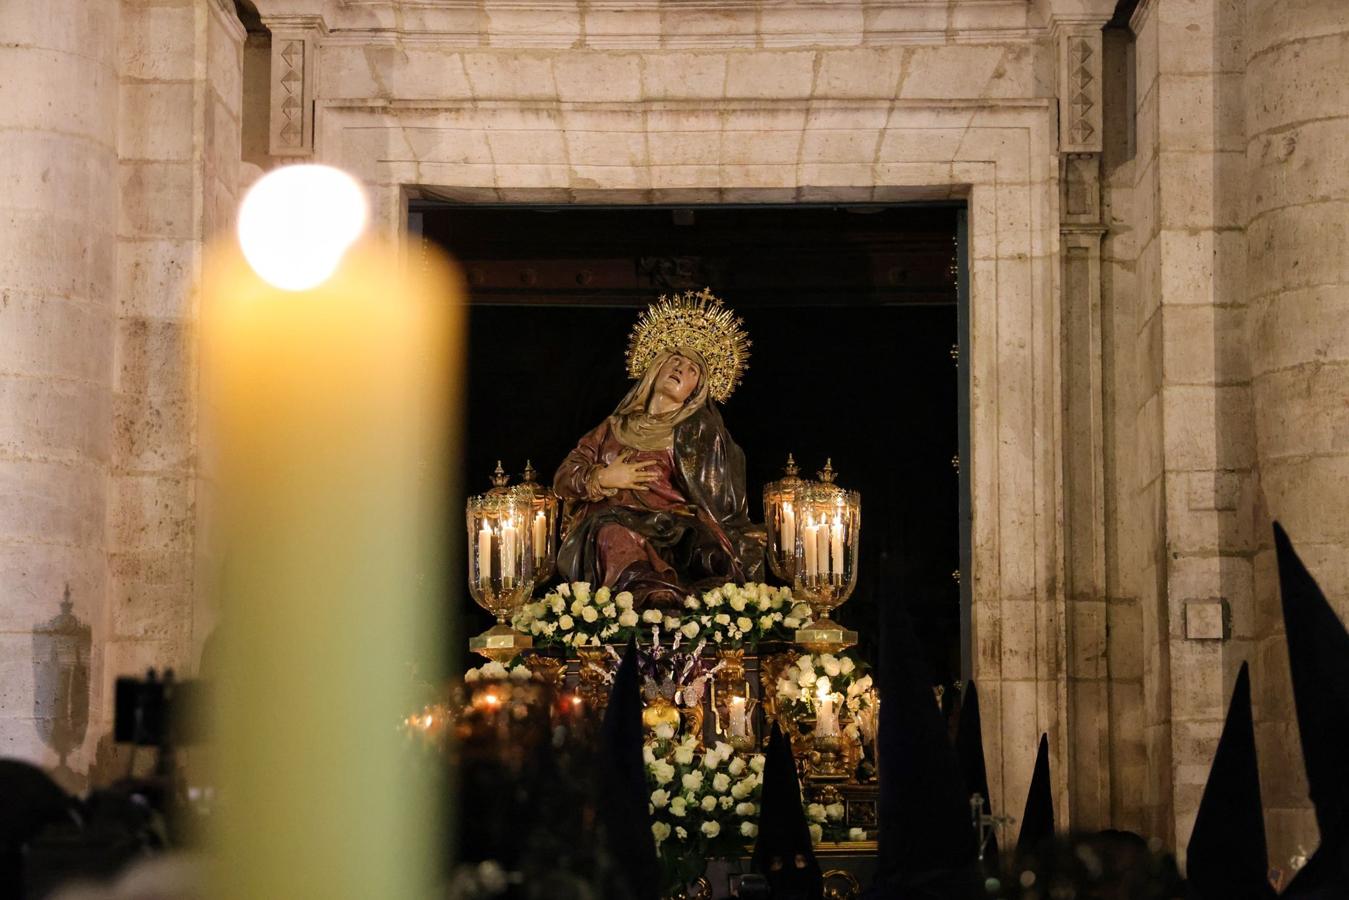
left=554, top=404, right=763, bottom=607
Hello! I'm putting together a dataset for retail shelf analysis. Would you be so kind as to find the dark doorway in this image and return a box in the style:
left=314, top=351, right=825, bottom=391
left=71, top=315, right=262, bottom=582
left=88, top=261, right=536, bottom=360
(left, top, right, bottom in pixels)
left=417, top=204, right=964, bottom=683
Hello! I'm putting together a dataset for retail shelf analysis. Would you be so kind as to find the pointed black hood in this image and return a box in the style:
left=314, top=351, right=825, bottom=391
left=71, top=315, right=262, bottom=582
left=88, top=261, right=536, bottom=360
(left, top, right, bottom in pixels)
left=598, top=639, right=660, bottom=900
left=1274, top=522, right=1349, bottom=837
left=866, top=604, right=978, bottom=898
left=1274, top=522, right=1349, bottom=897
left=1016, top=734, right=1054, bottom=858
left=751, top=723, right=822, bottom=898
left=1185, top=662, right=1275, bottom=899
left=956, top=680, right=999, bottom=873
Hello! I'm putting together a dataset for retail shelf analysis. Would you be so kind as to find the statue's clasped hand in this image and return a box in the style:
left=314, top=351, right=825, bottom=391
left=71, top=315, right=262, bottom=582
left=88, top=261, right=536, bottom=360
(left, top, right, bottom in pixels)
left=596, top=450, right=661, bottom=491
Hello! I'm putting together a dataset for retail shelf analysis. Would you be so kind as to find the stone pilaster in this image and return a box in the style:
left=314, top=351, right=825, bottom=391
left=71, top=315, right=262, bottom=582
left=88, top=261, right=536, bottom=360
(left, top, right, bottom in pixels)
left=1053, top=11, right=1112, bottom=833
left=1246, top=0, right=1349, bottom=869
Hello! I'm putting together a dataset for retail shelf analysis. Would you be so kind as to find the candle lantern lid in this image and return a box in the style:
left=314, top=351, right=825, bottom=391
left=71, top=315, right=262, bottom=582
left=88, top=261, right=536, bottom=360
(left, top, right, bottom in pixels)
left=764, top=453, right=807, bottom=499
left=487, top=460, right=511, bottom=494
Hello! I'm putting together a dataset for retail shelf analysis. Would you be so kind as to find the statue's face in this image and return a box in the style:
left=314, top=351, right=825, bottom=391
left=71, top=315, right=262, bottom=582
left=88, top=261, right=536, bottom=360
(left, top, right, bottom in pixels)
left=653, top=353, right=701, bottom=405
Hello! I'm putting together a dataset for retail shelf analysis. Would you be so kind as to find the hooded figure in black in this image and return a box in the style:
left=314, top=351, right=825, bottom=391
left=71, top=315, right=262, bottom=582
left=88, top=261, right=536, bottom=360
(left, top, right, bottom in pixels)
left=598, top=640, right=660, bottom=900
left=1274, top=523, right=1349, bottom=897
left=1015, top=735, right=1054, bottom=859
left=866, top=604, right=979, bottom=898
left=956, top=680, right=999, bottom=875
left=751, top=723, right=823, bottom=900
left=1185, top=662, right=1276, bottom=900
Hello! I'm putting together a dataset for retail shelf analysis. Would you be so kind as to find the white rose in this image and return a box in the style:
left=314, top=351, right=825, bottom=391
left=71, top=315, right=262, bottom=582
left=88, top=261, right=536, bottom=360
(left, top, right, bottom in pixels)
left=530, top=620, right=545, bottom=635
left=652, top=821, right=671, bottom=843
left=700, top=795, right=717, bottom=812
left=602, top=604, right=616, bottom=617
left=840, top=656, right=856, bottom=675
left=798, top=669, right=817, bottom=688
left=749, top=755, right=765, bottom=773
left=643, top=744, right=656, bottom=764
left=700, top=821, right=721, bottom=838
left=820, top=654, right=841, bottom=677
left=652, top=760, right=675, bottom=784
left=731, top=779, right=753, bottom=800
left=674, top=746, right=695, bottom=766
left=681, top=771, right=704, bottom=791
left=849, top=827, right=866, bottom=841
left=817, top=677, right=833, bottom=697
left=557, top=583, right=572, bottom=597
left=683, top=595, right=701, bottom=609
left=580, top=606, right=598, bottom=623
left=778, top=681, right=801, bottom=701
left=784, top=616, right=801, bottom=629
left=681, top=621, right=700, bottom=639
left=464, top=667, right=480, bottom=683
left=826, top=802, right=845, bottom=820
left=759, top=615, right=775, bottom=631
left=715, top=613, right=731, bottom=626
left=481, top=661, right=507, bottom=679
left=675, top=826, right=688, bottom=840
left=741, top=821, right=758, bottom=838
left=664, top=616, right=680, bottom=631
left=720, top=795, right=734, bottom=810
left=728, top=757, right=746, bottom=776
left=650, top=789, right=670, bottom=808
left=809, top=823, right=823, bottom=844
left=712, top=773, right=731, bottom=792
left=735, top=802, right=756, bottom=816
left=655, top=724, right=675, bottom=740
left=595, top=585, right=611, bottom=604
left=574, top=582, right=591, bottom=601
left=642, top=609, right=662, bottom=624
left=509, top=665, right=532, bottom=681
left=570, top=599, right=584, bottom=616
left=617, top=610, right=638, bottom=628
left=736, top=616, right=753, bottom=632
left=558, top=614, right=575, bottom=631
left=729, top=593, right=747, bottom=612
left=705, top=589, right=723, bottom=607
left=616, top=591, right=634, bottom=610
left=670, top=797, right=687, bottom=817
left=807, top=803, right=826, bottom=823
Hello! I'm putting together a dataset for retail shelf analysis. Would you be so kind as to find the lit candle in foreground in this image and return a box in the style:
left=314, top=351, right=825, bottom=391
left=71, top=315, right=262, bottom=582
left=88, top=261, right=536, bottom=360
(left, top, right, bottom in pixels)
left=208, top=165, right=463, bottom=900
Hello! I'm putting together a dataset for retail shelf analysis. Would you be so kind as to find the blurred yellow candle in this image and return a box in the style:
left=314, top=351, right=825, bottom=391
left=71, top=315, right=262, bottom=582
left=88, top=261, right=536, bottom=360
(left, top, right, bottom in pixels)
left=205, top=170, right=463, bottom=900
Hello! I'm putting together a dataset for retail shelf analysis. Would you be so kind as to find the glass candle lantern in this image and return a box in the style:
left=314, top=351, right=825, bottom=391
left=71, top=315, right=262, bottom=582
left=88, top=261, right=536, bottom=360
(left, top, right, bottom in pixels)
left=791, top=461, right=861, bottom=652
left=514, top=460, right=559, bottom=585
left=466, top=468, right=536, bottom=661
left=763, top=453, right=807, bottom=583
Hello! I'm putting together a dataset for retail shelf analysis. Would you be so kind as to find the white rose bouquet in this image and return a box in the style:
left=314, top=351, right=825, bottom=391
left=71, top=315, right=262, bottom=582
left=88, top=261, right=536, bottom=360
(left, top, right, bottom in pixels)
left=510, top=582, right=640, bottom=650
left=463, top=660, right=535, bottom=683
left=644, top=729, right=765, bottom=893
left=773, top=651, right=874, bottom=734
left=681, top=582, right=809, bottom=649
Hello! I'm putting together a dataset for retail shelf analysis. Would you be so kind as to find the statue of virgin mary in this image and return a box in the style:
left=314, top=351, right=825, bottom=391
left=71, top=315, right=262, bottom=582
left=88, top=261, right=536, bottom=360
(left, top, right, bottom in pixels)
left=554, top=289, right=764, bottom=609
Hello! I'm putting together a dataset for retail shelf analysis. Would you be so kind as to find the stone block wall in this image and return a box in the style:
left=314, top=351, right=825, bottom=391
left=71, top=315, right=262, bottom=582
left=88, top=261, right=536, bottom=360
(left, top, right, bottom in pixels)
left=0, top=0, right=243, bottom=790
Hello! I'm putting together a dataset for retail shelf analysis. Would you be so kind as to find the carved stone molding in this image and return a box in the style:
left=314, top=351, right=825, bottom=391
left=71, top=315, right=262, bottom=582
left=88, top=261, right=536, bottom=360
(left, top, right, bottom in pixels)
left=1053, top=24, right=1104, bottom=155
left=265, top=16, right=326, bottom=156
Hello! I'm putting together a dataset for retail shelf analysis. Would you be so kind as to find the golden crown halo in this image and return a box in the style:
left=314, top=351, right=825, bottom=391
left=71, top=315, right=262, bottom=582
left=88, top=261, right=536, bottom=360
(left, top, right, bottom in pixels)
left=625, top=288, right=750, bottom=404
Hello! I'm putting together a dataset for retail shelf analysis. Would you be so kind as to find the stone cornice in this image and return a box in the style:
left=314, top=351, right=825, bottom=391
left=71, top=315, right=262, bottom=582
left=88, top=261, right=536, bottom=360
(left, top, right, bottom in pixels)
left=258, top=0, right=1047, bottom=49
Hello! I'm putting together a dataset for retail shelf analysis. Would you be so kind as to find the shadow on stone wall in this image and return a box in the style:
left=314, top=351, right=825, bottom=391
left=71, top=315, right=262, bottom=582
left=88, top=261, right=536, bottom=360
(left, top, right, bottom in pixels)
left=31, top=585, right=90, bottom=793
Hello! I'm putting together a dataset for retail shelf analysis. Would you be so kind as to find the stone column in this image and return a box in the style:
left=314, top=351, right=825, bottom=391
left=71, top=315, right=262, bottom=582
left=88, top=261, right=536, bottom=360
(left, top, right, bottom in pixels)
left=1246, top=0, right=1349, bottom=867
left=0, top=1, right=119, bottom=782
